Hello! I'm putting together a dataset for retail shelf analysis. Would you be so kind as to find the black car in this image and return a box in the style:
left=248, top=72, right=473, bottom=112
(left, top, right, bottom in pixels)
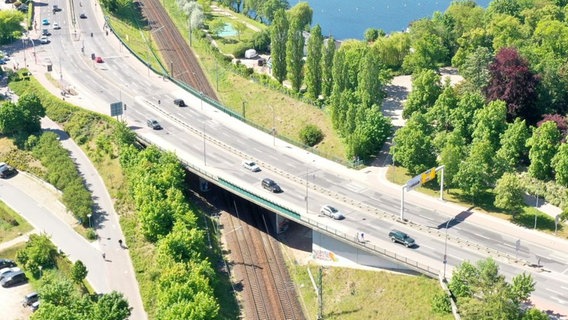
left=147, top=119, right=162, bottom=130
left=79, top=13, right=87, bottom=19
left=389, top=230, right=416, bottom=248
left=173, top=99, right=186, bottom=107
left=0, top=162, right=17, bottom=178
left=0, top=258, right=16, bottom=269
left=262, top=178, right=282, bottom=193
left=22, top=292, right=39, bottom=307
left=1, top=270, right=27, bottom=287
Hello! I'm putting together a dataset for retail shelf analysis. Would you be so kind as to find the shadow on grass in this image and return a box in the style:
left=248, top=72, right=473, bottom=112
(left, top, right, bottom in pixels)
left=512, top=211, right=561, bottom=232
left=114, top=1, right=149, bottom=30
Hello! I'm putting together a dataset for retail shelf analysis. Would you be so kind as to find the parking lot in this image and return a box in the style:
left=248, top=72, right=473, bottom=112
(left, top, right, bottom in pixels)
left=0, top=281, right=34, bottom=320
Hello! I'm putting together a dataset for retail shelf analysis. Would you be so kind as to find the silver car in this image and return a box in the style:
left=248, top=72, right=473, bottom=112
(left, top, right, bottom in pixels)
left=242, top=160, right=260, bottom=172
left=320, top=205, right=345, bottom=220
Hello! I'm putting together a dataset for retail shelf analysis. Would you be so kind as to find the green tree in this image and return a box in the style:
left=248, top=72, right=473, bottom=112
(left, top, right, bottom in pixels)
left=209, top=20, right=225, bottom=37
left=456, top=140, right=495, bottom=198
left=232, top=21, right=247, bottom=40
left=391, top=113, right=436, bottom=175
left=459, top=46, right=493, bottom=91
left=258, top=0, right=288, bottom=23
left=0, top=101, right=22, bottom=135
left=471, top=100, right=507, bottom=151
left=494, top=172, right=524, bottom=212
left=286, top=17, right=305, bottom=92
left=92, top=291, right=132, bottom=320
left=358, top=47, right=387, bottom=109
left=156, top=221, right=206, bottom=265
left=364, top=28, right=382, bottom=43
left=522, top=308, right=550, bottom=320
left=510, top=273, right=536, bottom=304
left=374, top=32, right=410, bottom=71
left=450, top=92, right=485, bottom=141
left=403, top=69, right=442, bottom=119
left=346, top=106, right=392, bottom=160
left=299, top=124, right=324, bottom=146
left=426, top=80, right=459, bottom=133
left=320, top=36, right=335, bottom=98
left=496, top=118, right=530, bottom=170
left=270, top=9, right=289, bottom=83
left=305, top=24, right=323, bottom=100
left=287, top=1, right=312, bottom=30
left=16, top=233, right=58, bottom=275
left=38, top=274, right=77, bottom=306
left=527, top=121, right=561, bottom=180
left=438, top=131, right=467, bottom=190
left=553, top=143, right=568, bottom=186
left=0, top=10, right=25, bottom=44
left=71, top=260, right=88, bottom=284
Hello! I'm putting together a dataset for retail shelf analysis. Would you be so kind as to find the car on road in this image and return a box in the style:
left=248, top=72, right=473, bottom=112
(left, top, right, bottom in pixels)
left=95, top=56, right=103, bottom=63
left=242, top=160, right=260, bottom=172
left=17, top=4, right=28, bottom=12
left=1, top=270, right=27, bottom=287
left=22, top=292, right=39, bottom=307
left=53, top=22, right=60, bottom=30
left=388, top=230, right=415, bottom=248
left=0, top=258, right=16, bottom=269
left=146, top=119, right=162, bottom=130
left=262, top=178, right=282, bottom=193
left=79, top=13, right=87, bottom=19
left=42, top=18, right=49, bottom=25
left=42, top=29, right=50, bottom=36
left=52, top=4, right=61, bottom=12
left=173, top=98, right=186, bottom=107
left=40, top=36, right=49, bottom=44
left=320, top=205, right=345, bottom=220
left=0, top=163, right=17, bottom=178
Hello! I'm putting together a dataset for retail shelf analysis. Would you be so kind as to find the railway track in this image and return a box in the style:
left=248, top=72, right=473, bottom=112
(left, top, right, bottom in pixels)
left=139, top=0, right=217, bottom=100
left=224, top=197, right=304, bottom=320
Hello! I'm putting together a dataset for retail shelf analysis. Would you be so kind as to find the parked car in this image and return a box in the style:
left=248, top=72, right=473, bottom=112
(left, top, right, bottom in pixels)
left=146, top=119, right=162, bottom=130
left=242, top=160, right=260, bottom=172
left=0, top=270, right=27, bottom=287
left=53, top=22, right=60, bottom=30
left=262, top=178, right=282, bottom=193
left=0, top=267, right=21, bottom=280
left=0, top=258, right=16, bottom=269
left=31, top=300, right=40, bottom=311
left=173, top=98, right=186, bottom=107
left=42, top=29, right=50, bottom=36
left=320, top=205, right=345, bottom=220
left=22, top=292, right=39, bottom=307
left=388, top=230, right=415, bottom=248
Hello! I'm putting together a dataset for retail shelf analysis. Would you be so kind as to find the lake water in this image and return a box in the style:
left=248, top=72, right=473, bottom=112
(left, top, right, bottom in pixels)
left=295, top=0, right=491, bottom=40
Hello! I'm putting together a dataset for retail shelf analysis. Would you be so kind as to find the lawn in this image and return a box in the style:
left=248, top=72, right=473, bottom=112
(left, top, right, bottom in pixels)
left=289, top=263, right=453, bottom=320
left=0, top=201, right=33, bottom=243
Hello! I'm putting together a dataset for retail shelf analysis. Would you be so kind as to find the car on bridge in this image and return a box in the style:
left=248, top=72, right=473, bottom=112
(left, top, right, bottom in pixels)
left=147, top=119, right=162, bottom=130
left=242, top=160, right=260, bottom=172
left=173, top=98, right=186, bottom=107
left=388, top=230, right=415, bottom=248
left=320, top=205, right=345, bottom=220
left=262, top=178, right=281, bottom=193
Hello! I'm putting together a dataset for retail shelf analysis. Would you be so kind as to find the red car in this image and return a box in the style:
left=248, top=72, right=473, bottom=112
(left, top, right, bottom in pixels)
left=95, top=56, right=103, bottom=63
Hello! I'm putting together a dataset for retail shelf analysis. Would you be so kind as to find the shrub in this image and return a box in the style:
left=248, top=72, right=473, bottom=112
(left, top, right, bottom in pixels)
left=431, top=292, right=451, bottom=314
left=232, top=42, right=251, bottom=58
left=86, top=228, right=97, bottom=240
left=299, top=124, right=324, bottom=147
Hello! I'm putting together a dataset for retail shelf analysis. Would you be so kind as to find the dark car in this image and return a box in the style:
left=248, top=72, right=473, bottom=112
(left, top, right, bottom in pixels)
left=388, top=230, right=415, bottom=248
left=52, top=4, right=61, bottom=11
left=22, top=292, right=39, bottom=307
left=1, top=270, right=27, bottom=287
left=173, top=99, right=186, bottom=107
left=147, top=119, right=162, bottom=130
left=262, top=178, right=282, bottom=193
left=0, top=258, right=16, bottom=269
left=79, top=13, right=87, bottom=19
left=0, top=162, right=18, bottom=178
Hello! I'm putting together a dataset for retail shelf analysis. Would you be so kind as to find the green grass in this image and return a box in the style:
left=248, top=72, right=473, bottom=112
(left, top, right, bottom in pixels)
left=0, top=200, right=33, bottom=243
left=290, top=264, right=452, bottom=320
left=206, top=13, right=262, bottom=54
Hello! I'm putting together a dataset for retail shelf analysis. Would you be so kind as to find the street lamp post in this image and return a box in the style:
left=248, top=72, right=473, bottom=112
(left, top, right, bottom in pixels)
left=87, top=214, right=92, bottom=229
left=203, top=119, right=207, bottom=166
left=443, top=218, right=454, bottom=281
left=200, top=91, right=204, bottom=110
left=38, top=265, right=42, bottom=278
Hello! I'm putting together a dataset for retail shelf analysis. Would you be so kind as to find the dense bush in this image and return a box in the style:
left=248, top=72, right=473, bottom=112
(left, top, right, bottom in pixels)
left=232, top=42, right=251, bottom=58
left=299, top=124, right=324, bottom=146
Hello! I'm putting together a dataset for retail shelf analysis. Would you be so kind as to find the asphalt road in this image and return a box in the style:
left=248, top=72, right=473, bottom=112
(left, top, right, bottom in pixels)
left=4, top=0, right=568, bottom=316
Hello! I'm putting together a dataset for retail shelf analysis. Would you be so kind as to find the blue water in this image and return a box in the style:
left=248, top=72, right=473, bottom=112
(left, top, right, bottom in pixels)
left=219, top=23, right=237, bottom=37
left=296, top=0, right=492, bottom=40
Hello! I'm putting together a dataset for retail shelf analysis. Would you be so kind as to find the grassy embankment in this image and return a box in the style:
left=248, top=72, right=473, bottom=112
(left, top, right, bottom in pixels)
left=0, top=200, right=32, bottom=243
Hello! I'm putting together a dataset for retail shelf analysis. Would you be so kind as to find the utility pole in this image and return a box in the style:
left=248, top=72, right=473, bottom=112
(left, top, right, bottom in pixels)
left=317, top=266, right=323, bottom=320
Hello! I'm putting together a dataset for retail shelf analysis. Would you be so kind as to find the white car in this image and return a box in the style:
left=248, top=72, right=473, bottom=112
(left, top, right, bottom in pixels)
left=53, top=22, right=60, bottom=29
left=40, top=36, right=49, bottom=44
left=320, top=205, right=345, bottom=220
left=242, top=160, right=260, bottom=172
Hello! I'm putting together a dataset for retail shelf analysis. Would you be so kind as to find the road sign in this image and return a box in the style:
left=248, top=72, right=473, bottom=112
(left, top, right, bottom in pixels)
left=421, top=167, right=436, bottom=184
left=406, top=175, right=422, bottom=191
left=110, top=101, right=123, bottom=117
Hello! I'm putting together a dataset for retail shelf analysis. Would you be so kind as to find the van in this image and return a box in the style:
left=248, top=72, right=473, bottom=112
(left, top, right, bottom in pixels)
left=1, top=270, right=27, bottom=287
left=262, top=178, right=281, bottom=193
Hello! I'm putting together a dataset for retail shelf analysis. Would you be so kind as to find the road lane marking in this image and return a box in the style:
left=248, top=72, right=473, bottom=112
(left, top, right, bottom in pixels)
left=473, top=233, right=491, bottom=240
